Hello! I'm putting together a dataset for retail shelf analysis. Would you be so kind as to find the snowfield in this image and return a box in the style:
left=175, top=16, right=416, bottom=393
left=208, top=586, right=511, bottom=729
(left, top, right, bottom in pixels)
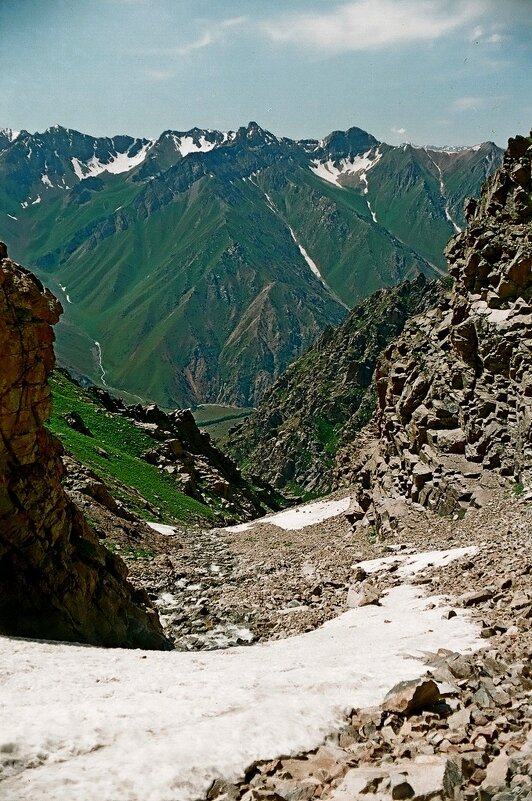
left=356, top=546, right=479, bottom=579
left=146, top=521, right=179, bottom=536
left=71, top=141, right=154, bottom=180
left=310, top=149, right=382, bottom=188
left=0, top=558, right=481, bottom=801
left=226, top=496, right=352, bottom=532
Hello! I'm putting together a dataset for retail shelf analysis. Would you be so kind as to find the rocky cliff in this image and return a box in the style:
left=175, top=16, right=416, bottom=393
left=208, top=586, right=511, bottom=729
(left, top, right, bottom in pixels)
left=0, top=245, right=170, bottom=648
left=229, top=276, right=443, bottom=494
left=335, top=133, right=532, bottom=533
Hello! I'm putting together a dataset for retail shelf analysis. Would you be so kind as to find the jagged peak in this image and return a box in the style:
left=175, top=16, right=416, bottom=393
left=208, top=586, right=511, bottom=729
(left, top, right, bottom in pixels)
left=0, top=127, right=21, bottom=143
left=318, top=126, right=380, bottom=162
left=233, top=121, right=279, bottom=145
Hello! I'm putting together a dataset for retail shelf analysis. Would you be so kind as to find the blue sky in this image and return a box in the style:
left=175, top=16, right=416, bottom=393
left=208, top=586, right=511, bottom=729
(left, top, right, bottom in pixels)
left=1, top=0, right=530, bottom=146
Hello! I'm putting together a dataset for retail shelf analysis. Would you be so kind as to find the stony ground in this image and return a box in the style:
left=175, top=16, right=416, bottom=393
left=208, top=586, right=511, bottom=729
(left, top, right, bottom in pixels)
left=72, top=479, right=531, bottom=800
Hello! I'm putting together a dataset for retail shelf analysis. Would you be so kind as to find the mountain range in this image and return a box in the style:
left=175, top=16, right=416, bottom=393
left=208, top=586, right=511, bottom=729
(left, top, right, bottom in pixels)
left=0, top=123, right=502, bottom=407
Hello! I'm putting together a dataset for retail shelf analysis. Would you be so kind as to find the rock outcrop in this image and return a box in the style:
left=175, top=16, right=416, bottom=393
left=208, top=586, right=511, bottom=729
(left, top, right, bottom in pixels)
left=229, top=276, right=442, bottom=494
left=0, top=245, right=170, bottom=648
left=86, top=384, right=282, bottom=522
left=335, top=133, right=532, bottom=533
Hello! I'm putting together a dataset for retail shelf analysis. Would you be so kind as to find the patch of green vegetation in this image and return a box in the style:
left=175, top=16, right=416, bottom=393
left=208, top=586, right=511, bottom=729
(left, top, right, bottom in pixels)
left=193, top=404, right=253, bottom=424
left=284, top=482, right=321, bottom=503
left=194, top=405, right=254, bottom=443
left=314, top=417, right=340, bottom=455
left=47, top=371, right=215, bottom=524
left=366, top=526, right=378, bottom=545
left=512, top=482, right=525, bottom=497
left=122, top=546, right=156, bottom=561
left=299, top=449, right=313, bottom=468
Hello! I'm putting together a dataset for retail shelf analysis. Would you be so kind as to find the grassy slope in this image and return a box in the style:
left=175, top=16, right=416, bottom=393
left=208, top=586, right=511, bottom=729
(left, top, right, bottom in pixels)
left=30, top=174, right=345, bottom=406
left=48, top=371, right=215, bottom=524
left=366, top=146, right=451, bottom=268
left=257, top=165, right=439, bottom=306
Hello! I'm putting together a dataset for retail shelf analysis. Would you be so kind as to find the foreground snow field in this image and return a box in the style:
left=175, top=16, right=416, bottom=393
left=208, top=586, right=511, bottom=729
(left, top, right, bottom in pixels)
left=0, top=550, right=481, bottom=801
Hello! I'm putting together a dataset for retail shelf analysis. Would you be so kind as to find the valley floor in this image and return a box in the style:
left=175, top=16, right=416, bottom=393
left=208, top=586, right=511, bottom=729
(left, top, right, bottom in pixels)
left=0, top=486, right=530, bottom=801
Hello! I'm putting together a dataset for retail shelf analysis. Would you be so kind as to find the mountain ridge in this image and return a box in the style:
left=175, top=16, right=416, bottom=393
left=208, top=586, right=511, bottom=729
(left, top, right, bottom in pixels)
left=0, top=121, right=503, bottom=407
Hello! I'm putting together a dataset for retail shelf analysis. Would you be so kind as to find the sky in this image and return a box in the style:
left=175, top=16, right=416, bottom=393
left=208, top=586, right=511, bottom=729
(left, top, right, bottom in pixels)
left=0, top=0, right=531, bottom=147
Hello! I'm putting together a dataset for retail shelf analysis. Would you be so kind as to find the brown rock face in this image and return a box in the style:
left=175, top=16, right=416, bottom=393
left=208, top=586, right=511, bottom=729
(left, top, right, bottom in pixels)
left=0, top=248, right=170, bottom=648
left=335, top=133, right=532, bottom=532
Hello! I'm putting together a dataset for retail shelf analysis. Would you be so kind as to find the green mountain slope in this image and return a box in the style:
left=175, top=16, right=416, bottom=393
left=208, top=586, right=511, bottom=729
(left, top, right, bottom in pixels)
left=0, top=123, right=502, bottom=407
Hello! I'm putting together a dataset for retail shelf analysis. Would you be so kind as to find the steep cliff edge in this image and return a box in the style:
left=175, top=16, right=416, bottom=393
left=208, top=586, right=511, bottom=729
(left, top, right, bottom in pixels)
left=335, top=133, right=532, bottom=533
left=0, top=245, right=170, bottom=648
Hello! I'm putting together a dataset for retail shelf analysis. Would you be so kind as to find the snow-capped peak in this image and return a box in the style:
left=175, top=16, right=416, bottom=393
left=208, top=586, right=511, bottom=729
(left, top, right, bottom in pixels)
left=169, top=132, right=218, bottom=157
left=409, top=142, right=485, bottom=154
left=0, top=128, right=21, bottom=142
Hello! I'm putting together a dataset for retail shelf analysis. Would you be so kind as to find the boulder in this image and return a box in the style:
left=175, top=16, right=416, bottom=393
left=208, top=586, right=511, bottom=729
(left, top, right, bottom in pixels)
left=383, top=678, right=441, bottom=715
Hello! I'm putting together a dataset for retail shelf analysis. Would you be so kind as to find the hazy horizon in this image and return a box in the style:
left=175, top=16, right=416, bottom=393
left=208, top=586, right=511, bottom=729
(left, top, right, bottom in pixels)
left=1, top=0, right=531, bottom=148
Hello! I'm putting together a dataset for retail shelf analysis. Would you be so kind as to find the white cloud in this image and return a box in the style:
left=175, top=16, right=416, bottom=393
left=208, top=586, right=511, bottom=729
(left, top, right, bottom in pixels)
left=469, top=24, right=484, bottom=41
left=221, top=16, right=247, bottom=29
left=177, top=31, right=213, bottom=56
left=263, top=0, right=482, bottom=53
left=468, top=22, right=508, bottom=45
left=177, top=16, right=246, bottom=56
left=392, top=126, right=407, bottom=134
left=450, top=95, right=503, bottom=112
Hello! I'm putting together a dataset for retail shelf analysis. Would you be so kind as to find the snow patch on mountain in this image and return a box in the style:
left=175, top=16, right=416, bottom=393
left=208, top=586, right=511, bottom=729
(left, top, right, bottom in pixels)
left=146, top=522, right=178, bottom=537
left=171, top=134, right=218, bottom=157
left=288, top=226, right=326, bottom=283
left=59, top=285, right=72, bottom=304
left=424, top=148, right=462, bottom=233
left=356, top=546, right=479, bottom=579
left=41, top=174, right=53, bottom=188
left=0, top=127, right=20, bottom=142
left=168, top=131, right=237, bottom=158
left=93, top=340, right=107, bottom=386
left=310, top=149, right=382, bottom=188
left=71, top=141, right=154, bottom=181
left=404, top=143, right=487, bottom=158
left=228, top=497, right=352, bottom=533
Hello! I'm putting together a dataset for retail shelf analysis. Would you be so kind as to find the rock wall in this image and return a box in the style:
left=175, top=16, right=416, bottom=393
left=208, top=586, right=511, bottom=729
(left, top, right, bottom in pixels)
left=335, top=133, right=532, bottom=533
left=0, top=245, right=170, bottom=648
